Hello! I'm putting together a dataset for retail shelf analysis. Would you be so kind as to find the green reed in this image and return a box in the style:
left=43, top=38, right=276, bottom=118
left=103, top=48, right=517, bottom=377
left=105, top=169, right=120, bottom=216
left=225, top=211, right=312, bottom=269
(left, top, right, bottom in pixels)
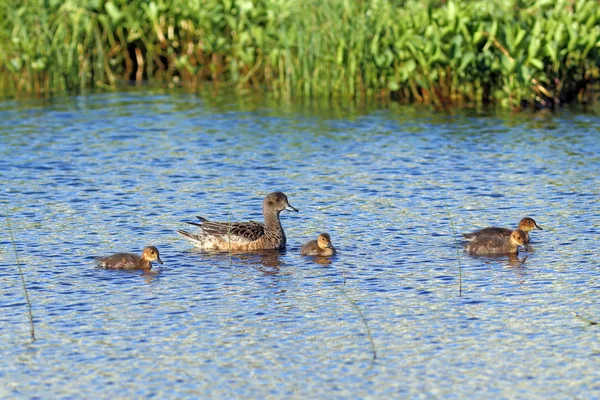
left=5, top=217, right=35, bottom=341
left=338, top=283, right=378, bottom=360
left=339, top=259, right=377, bottom=360
left=1, top=0, right=599, bottom=108
left=227, top=210, right=232, bottom=264
left=443, top=202, right=462, bottom=297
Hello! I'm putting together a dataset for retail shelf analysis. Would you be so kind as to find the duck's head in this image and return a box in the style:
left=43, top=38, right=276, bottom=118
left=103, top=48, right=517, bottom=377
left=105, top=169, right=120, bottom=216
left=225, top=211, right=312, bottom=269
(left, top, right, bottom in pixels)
left=263, top=192, right=298, bottom=213
left=518, top=217, right=542, bottom=232
left=510, top=230, right=526, bottom=247
left=317, top=233, right=334, bottom=250
left=142, top=246, right=163, bottom=265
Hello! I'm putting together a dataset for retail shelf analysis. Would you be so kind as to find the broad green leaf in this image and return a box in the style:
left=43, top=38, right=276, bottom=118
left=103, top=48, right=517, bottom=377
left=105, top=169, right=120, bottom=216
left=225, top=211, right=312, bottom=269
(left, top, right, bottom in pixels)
left=528, top=58, right=544, bottom=69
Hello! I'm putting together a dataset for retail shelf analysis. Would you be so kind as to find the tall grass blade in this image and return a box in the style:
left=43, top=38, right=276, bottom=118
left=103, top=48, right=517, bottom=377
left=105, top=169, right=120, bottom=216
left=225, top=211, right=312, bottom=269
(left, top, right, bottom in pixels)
left=227, top=210, right=232, bottom=265
left=5, top=217, right=35, bottom=341
left=1, top=0, right=598, bottom=108
left=339, top=277, right=377, bottom=360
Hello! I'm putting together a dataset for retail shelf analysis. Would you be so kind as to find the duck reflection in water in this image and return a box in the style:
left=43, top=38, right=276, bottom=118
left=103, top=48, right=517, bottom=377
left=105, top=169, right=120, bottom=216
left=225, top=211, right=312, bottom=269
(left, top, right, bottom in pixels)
left=187, top=248, right=285, bottom=269
left=476, top=253, right=528, bottom=267
left=237, top=249, right=285, bottom=269
left=312, top=256, right=333, bottom=266
left=507, top=253, right=528, bottom=267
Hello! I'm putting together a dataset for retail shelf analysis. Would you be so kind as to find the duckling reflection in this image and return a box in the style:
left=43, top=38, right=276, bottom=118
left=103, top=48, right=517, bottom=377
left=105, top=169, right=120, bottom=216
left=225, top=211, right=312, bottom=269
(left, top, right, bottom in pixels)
left=507, top=253, right=528, bottom=267
left=312, top=256, right=333, bottom=266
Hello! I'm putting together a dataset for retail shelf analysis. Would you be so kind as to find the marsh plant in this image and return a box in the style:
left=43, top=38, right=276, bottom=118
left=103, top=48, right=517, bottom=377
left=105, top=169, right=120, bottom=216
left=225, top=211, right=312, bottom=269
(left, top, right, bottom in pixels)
left=1, top=0, right=599, bottom=108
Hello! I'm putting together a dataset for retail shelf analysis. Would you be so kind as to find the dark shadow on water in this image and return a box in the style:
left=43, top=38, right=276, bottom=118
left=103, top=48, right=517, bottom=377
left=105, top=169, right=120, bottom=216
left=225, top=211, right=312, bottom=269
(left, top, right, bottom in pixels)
left=465, top=252, right=528, bottom=267
left=185, top=248, right=285, bottom=269
left=300, top=255, right=334, bottom=267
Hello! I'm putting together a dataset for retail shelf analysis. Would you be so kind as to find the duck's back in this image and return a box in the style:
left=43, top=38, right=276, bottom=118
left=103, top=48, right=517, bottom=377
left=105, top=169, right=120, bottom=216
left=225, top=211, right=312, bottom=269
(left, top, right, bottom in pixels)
left=196, top=219, right=265, bottom=243
left=463, top=227, right=512, bottom=241
left=301, top=240, right=319, bottom=256
left=96, top=253, right=141, bottom=270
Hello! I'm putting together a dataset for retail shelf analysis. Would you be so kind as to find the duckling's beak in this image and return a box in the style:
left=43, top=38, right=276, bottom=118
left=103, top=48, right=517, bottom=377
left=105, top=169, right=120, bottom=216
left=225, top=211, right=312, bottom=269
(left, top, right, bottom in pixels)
left=326, top=243, right=333, bottom=249
left=534, top=223, right=543, bottom=230
left=285, top=204, right=299, bottom=212
left=156, top=256, right=164, bottom=265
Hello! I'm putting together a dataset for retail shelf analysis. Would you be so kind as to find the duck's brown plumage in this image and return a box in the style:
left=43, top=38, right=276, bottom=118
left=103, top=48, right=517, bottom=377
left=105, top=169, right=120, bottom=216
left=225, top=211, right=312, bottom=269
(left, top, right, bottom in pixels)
left=187, top=217, right=266, bottom=242
left=465, top=229, right=526, bottom=255
left=177, top=192, right=298, bottom=251
left=96, top=246, right=163, bottom=270
left=463, top=217, right=542, bottom=243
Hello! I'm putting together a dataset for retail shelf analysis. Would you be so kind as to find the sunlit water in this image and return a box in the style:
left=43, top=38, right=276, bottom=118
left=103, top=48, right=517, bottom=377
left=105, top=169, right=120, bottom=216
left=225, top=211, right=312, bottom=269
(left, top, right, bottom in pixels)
left=1, top=91, right=599, bottom=398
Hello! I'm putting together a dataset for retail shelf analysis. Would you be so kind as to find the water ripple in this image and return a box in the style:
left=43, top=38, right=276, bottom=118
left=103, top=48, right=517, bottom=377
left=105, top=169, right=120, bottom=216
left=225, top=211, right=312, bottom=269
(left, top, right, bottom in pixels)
left=1, top=93, right=599, bottom=398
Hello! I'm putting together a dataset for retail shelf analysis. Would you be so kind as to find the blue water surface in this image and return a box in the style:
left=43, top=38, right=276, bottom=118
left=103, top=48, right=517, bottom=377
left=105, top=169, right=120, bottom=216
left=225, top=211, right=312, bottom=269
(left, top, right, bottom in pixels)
left=1, top=90, right=599, bottom=398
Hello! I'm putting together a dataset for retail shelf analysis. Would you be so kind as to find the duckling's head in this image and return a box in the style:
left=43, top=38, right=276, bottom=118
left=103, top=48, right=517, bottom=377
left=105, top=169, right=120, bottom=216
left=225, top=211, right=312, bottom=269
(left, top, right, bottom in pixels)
left=519, top=217, right=543, bottom=232
left=142, top=246, right=163, bottom=265
left=264, top=192, right=299, bottom=213
left=317, top=233, right=334, bottom=250
left=510, top=230, right=526, bottom=247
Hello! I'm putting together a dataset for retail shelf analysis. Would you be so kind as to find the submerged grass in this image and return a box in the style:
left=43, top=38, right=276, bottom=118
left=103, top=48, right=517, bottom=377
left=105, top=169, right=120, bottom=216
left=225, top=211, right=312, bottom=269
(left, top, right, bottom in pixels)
left=339, top=262, right=377, bottom=360
left=5, top=217, right=35, bottom=341
left=573, top=312, right=599, bottom=326
left=338, top=283, right=378, bottom=360
left=1, top=0, right=599, bottom=108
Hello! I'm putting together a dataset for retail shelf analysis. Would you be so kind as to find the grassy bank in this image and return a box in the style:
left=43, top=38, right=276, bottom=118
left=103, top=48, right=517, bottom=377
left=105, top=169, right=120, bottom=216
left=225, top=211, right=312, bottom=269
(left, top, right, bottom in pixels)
left=1, top=0, right=599, bottom=108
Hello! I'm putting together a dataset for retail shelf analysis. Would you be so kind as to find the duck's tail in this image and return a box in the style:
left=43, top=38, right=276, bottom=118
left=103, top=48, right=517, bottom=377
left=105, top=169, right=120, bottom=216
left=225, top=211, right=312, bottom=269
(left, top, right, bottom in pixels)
left=176, top=229, right=207, bottom=248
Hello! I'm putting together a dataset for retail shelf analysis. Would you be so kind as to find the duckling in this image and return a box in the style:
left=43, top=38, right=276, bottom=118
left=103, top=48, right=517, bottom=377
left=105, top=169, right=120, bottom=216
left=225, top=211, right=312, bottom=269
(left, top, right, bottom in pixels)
left=463, top=217, right=542, bottom=243
left=301, top=233, right=336, bottom=257
left=96, top=246, right=163, bottom=270
left=465, top=229, right=526, bottom=255
left=177, top=191, right=298, bottom=251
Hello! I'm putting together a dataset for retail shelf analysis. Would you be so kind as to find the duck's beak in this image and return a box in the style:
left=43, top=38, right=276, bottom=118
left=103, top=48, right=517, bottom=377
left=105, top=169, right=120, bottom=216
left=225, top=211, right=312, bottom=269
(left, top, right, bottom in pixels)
left=534, top=223, right=543, bottom=230
left=156, top=256, right=164, bottom=265
left=326, top=243, right=333, bottom=249
left=285, top=203, right=299, bottom=212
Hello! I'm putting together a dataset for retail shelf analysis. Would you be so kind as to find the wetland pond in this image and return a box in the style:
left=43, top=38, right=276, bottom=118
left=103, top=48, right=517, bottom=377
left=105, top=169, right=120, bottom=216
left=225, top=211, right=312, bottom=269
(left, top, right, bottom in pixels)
left=1, top=91, right=599, bottom=398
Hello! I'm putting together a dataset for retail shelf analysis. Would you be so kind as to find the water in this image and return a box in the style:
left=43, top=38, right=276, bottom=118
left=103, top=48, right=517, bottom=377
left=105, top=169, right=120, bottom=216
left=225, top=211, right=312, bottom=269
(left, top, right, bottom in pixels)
left=1, top=91, right=599, bottom=398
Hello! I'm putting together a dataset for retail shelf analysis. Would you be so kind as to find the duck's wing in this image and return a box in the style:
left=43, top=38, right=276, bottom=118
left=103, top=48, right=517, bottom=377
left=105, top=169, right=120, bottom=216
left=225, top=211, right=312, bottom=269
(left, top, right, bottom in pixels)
left=199, top=220, right=265, bottom=244
left=463, top=227, right=512, bottom=241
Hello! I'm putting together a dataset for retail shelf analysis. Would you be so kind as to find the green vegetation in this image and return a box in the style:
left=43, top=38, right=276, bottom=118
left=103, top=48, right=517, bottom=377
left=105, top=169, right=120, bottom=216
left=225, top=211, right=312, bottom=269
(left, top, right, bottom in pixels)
left=1, top=0, right=599, bottom=108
